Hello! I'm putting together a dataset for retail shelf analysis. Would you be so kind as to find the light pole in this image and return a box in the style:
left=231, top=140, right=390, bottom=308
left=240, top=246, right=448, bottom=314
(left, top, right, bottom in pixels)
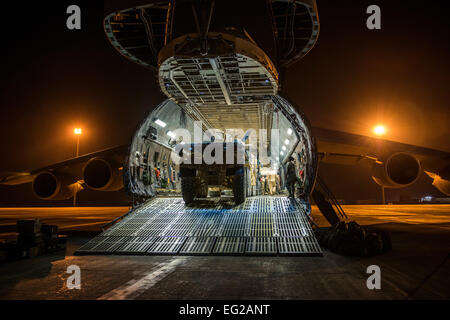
left=373, top=125, right=387, bottom=204
left=73, top=128, right=82, bottom=206
left=74, top=128, right=82, bottom=157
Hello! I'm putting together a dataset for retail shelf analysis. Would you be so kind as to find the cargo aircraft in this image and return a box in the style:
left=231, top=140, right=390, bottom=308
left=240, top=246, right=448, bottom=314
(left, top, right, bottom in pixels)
left=1, top=0, right=449, bottom=211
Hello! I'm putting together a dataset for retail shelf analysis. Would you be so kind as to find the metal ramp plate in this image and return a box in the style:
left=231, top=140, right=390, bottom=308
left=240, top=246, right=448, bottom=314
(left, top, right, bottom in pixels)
left=179, top=237, right=217, bottom=255
left=116, top=237, right=157, bottom=254
left=77, top=236, right=128, bottom=255
left=278, top=236, right=322, bottom=256
left=75, top=197, right=322, bottom=256
left=245, top=237, right=277, bottom=255
left=213, top=237, right=247, bottom=255
left=147, top=237, right=187, bottom=255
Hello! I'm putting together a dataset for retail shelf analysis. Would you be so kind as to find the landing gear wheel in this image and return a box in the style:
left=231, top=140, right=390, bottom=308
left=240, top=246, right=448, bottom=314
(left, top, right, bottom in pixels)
left=181, top=177, right=195, bottom=204
left=233, top=173, right=246, bottom=205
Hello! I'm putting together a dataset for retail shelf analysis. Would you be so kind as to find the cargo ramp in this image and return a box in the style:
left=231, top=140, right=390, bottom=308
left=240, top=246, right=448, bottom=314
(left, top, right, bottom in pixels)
left=76, top=196, right=322, bottom=256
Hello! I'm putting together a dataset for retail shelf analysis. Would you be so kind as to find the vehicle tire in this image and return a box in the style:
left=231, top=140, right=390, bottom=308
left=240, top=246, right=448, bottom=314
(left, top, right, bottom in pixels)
left=181, top=177, right=195, bottom=204
left=233, top=172, right=246, bottom=204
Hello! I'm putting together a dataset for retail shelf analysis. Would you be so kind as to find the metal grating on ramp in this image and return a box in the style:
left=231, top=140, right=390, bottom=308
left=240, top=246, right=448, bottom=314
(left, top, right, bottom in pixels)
left=278, top=236, right=322, bottom=256
left=213, top=237, right=247, bottom=255
left=245, top=237, right=277, bottom=255
left=77, top=236, right=129, bottom=254
left=75, top=197, right=322, bottom=256
left=147, top=237, right=187, bottom=255
left=179, top=237, right=217, bottom=255
left=116, top=236, right=157, bottom=254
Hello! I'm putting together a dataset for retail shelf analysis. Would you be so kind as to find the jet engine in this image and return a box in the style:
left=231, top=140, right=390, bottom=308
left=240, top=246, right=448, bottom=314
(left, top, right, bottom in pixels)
left=372, top=152, right=421, bottom=188
left=32, top=171, right=77, bottom=200
left=82, top=158, right=123, bottom=191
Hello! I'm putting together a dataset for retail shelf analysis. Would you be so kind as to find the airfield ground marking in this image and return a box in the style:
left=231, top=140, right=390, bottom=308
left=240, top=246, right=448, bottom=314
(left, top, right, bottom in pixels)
left=97, top=257, right=186, bottom=300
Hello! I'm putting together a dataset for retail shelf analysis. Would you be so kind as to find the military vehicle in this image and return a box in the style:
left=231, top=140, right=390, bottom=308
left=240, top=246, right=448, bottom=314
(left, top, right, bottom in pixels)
left=179, top=140, right=253, bottom=204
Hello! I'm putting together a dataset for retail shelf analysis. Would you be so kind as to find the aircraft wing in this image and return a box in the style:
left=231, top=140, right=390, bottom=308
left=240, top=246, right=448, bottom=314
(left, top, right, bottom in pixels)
left=0, top=145, right=128, bottom=186
left=312, top=127, right=450, bottom=195
left=0, top=172, right=35, bottom=186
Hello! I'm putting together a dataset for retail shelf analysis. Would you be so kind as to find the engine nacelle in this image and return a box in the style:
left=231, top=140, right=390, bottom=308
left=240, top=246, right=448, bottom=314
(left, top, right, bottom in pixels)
left=32, top=171, right=77, bottom=200
left=372, top=152, right=421, bottom=188
left=83, top=158, right=123, bottom=191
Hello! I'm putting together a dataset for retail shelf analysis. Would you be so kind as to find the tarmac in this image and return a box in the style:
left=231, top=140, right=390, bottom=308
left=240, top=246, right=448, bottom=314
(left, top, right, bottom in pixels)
left=0, top=203, right=449, bottom=299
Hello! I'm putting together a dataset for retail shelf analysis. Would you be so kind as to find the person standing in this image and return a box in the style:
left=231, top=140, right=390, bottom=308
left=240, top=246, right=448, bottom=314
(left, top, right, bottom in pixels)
left=275, top=173, right=281, bottom=195
left=286, top=157, right=297, bottom=198
left=256, top=169, right=262, bottom=195
left=268, top=174, right=276, bottom=195
left=168, top=164, right=175, bottom=190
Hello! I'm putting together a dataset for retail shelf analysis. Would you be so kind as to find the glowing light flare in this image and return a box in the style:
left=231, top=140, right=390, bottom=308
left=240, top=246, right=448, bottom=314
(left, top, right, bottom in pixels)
left=373, top=125, right=386, bottom=136
left=74, top=128, right=82, bottom=135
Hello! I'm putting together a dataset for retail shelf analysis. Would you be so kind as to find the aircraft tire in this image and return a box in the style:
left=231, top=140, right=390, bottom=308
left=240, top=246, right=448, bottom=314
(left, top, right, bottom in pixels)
left=181, top=177, right=195, bottom=204
left=233, top=172, right=246, bottom=205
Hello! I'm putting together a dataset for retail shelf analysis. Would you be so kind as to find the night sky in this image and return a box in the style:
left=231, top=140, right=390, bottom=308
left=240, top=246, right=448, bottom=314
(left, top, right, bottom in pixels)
left=0, top=0, right=448, bottom=204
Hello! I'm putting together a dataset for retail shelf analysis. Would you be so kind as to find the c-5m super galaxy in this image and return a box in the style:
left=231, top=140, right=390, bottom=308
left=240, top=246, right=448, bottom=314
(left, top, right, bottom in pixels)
left=2, top=1, right=449, bottom=221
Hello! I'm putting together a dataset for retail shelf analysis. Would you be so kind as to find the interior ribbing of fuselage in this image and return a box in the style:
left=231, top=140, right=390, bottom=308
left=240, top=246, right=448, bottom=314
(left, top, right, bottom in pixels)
left=126, top=96, right=313, bottom=201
